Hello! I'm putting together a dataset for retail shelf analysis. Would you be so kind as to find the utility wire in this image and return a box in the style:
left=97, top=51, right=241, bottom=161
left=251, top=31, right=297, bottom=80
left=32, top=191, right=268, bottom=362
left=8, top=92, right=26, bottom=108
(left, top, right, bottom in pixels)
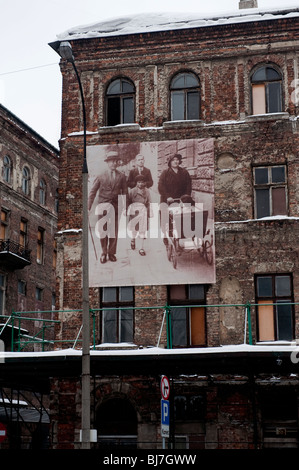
left=0, top=63, right=58, bottom=77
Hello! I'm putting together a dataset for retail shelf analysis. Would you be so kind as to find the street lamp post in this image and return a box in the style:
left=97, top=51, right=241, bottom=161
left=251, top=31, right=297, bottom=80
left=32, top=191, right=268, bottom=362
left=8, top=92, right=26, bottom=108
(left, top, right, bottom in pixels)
left=51, top=40, right=90, bottom=449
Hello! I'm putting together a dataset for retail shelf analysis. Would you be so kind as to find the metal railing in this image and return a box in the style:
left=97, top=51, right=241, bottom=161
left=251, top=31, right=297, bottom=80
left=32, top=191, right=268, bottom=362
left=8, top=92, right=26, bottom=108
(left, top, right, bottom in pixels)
left=0, top=301, right=298, bottom=352
left=0, top=239, right=31, bottom=262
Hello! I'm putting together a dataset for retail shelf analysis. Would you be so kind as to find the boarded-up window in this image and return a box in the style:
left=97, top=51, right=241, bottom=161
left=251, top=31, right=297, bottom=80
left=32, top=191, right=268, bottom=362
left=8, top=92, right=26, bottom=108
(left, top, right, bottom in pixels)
left=169, top=285, right=206, bottom=347
left=251, top=66, right=282, bottom=115
left=256, top=275, right=293, bottom=342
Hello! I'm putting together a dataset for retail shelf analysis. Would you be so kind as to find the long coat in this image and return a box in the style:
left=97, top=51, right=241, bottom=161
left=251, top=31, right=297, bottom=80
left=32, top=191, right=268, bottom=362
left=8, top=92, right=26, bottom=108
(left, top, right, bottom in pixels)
left=158, top=167, right=192, bottom=203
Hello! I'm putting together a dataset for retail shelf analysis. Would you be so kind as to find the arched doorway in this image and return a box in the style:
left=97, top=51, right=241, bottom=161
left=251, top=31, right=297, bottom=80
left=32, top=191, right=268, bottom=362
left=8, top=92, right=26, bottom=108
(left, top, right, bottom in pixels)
left=96, top=397, right=138, bottom=448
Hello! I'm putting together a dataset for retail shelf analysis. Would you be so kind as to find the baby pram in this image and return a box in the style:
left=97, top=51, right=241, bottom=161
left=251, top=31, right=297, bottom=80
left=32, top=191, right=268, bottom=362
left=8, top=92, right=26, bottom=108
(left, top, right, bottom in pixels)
left=164, top=195, right=213, bottom=269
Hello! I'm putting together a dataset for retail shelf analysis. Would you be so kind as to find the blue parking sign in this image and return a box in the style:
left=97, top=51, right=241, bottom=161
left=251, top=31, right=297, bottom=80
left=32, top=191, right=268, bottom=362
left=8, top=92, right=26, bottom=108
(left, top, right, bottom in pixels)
left=161, top=399, right=170, bottom=439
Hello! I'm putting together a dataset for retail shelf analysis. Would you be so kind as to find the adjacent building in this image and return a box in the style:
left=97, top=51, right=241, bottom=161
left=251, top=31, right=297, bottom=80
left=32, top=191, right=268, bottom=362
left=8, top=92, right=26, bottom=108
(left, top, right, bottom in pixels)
left=0, top=103, right=59, bottom=350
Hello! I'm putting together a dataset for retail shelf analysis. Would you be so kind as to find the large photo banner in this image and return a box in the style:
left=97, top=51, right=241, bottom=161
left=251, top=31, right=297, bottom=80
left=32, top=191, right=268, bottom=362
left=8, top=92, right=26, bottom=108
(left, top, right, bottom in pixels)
left=87, top=138, right=215, bottom=287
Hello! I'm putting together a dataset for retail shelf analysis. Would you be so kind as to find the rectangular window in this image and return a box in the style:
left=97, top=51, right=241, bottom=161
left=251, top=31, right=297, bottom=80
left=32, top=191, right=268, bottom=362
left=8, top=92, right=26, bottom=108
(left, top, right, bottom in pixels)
left=169, top=285, right=206, bottom=347
left=18, top=280, right=26, bottom=295
left=0, top=210, right=9, bottom=240
left=254, top=166, right=287, bottom=218
left=37, top=228, right=44, bottom=263
left=100, top=287, right=134, bottom=343
left=252, top=84, right=266, bottom=115
left=256, top=274, right=293, bottom=342
left=35, top=287, right=43, bottom=301
left=19, top=219, right=28, bottom=248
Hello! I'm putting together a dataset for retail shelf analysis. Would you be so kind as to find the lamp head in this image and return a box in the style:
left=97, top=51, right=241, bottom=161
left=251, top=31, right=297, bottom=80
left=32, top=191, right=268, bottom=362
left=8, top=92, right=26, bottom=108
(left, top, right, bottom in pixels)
left=58, top=41, right=74, bottom=63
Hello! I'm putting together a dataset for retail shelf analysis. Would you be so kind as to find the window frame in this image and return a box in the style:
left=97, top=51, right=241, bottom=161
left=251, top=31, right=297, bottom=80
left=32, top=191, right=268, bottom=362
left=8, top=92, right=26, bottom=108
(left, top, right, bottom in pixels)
left=255, top=273, right=294, bottom=342
left=22, top=166, right=30, bottom=195
left=168, top=284, right=206, bottom=348
left=253, top=164, right=288, bottom=219
left=100, top=286, right=135, bottom=344
left=0, top=209, right=9, bottom=240
left=3, top=155, right=12, bottom=184
left=39, top=179, right=46, bottom=205
left=19, top=219, right=28, bottom=248
left=251, top=65, right=283, bottom=115
left=170, top=72, right=201, bottom=121
left=106, top=78, right=135, bottom=126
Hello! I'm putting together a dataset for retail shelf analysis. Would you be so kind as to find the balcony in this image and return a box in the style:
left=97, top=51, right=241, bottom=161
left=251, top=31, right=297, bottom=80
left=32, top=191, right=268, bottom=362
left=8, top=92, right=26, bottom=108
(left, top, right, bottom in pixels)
left=0, top=239, right=31, bottom=269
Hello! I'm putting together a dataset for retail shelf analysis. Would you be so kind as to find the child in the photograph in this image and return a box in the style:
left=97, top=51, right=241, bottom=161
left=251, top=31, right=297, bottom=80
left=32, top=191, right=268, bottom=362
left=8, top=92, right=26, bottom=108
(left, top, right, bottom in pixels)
left=127, top=174, right=152, bottom=256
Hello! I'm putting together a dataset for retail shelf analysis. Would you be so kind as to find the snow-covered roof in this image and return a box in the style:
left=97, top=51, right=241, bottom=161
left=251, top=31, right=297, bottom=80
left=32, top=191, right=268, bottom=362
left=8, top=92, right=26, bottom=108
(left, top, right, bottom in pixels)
left=56, top=7, right=299, bottom=41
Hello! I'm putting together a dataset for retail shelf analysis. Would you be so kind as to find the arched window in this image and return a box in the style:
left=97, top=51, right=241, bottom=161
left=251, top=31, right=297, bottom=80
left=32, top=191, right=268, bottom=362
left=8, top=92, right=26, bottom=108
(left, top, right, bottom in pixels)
left=106, top=78, right=135, bottom=126
left=96, top=398, right=137, bottom=447
left=170, top=72, right=200, bottom=121
left=251, top=65, right=282, bottom=115
left=22, top=166, right=30, bottom=195
left=3, top=155, right=12, bottom=183
left=39, top=179, right=46, bottom=205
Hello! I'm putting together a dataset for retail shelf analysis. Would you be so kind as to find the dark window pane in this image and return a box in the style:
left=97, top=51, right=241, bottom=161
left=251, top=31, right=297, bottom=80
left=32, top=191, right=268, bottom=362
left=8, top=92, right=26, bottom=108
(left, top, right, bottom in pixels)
left=171, top=91, right=184, bottom=120
left=252, top=67, right=266, bottom=82
left=120, top=287, right=134, bottom=302
left=120, top=310, right=133, bottom=342
left=123, top=97, right=134, bottom=123
left=266, top=67, right=281, bottom=81
left=275, top=276, right=291, bottom=297
left=171, top=307, right=187, bottom=346
left=171, top=75, right=186, bottom=89
left=103, top=310, right=117, bottom=343
left=122, top=80, right=134, bottom=93
left=102, top=287, right=117, bottom=303
left=255, top=167, right=268, bottom=185
left=107, top=79, right=122, bottom=95
left=189, top=284, right=205, bottom=300
left=107, top=97, right=121, bottom=125
left=257, top=277, right=273, bottom=297
left=185, top=74, right=199, bottom=88
left=271, top=166, right=285, bottom=183
left=256, top=188, right=270, bottom=218
left=267, top=82, right=282, bottom=113
left=187, top=91, right=200, bottom=120
left=272, top=187, right=287, bottom=216
left=276, top=302, right=293, bottom=341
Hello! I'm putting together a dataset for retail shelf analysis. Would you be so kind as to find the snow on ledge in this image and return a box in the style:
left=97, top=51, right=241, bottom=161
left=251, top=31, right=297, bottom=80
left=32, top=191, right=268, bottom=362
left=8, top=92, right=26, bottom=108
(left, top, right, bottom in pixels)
left=0, top=343, right=298, bottom=360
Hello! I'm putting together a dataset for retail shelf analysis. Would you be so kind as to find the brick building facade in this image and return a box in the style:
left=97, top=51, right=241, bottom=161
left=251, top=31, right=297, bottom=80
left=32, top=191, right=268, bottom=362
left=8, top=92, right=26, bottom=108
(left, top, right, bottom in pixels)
left=47, top=4, right=299, bottom=449
left=0, top=104, right=59, bottom=350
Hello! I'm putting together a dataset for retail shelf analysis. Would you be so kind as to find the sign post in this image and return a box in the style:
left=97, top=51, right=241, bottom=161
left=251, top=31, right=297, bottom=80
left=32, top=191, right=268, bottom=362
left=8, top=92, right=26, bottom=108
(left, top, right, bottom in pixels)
left=160, top=375, right=170, bottom=448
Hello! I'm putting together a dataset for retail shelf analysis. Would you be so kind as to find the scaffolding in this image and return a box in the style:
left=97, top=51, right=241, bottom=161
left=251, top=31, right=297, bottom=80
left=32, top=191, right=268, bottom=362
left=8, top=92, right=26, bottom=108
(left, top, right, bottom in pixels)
left=0, top=301, right=297, bottom=352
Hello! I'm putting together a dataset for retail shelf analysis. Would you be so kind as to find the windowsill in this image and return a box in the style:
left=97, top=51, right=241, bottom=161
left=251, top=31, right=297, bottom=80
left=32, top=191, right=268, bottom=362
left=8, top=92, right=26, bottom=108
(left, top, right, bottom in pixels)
left=256, top=340, right=296, bottom=346
left=246, top=112, right=289, bottom=122
left=99, top=123, right=140, bottom=133
left=95, top=343, right=138, bottom=350
left=163, top=120, right=204, bottom=129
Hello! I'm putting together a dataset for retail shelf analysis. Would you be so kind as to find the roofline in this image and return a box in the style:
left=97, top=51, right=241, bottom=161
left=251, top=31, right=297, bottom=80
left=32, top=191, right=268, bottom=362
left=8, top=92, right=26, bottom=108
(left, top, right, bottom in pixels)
left=0, top=103, right=59, bottom=156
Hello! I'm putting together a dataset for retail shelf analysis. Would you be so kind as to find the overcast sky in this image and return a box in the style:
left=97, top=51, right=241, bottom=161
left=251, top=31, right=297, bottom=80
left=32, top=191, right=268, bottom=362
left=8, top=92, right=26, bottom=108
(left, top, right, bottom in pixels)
left=1, top=0, right=299, bottom=148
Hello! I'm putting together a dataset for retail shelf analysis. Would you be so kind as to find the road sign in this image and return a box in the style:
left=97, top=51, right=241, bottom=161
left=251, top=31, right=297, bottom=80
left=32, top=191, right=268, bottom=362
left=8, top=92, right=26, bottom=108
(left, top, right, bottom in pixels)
left=0, top=423, right=7, bottom=443
left=160, top=375, right=170, bottom=400
left=161, top=399, right=169, bottom=438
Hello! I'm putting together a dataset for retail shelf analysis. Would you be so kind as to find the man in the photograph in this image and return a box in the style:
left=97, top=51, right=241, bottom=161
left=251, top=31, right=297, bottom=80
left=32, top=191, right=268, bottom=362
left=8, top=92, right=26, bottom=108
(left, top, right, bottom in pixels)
left=88, top=150, right=128, bottom=263
left=127, top=153, right=154, bottom=189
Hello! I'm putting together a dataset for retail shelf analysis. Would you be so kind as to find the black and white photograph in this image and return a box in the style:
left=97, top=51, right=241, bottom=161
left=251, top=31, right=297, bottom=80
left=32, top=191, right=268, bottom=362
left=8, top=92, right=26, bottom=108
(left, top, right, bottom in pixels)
left=87, top=138, right=215, bottom=287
